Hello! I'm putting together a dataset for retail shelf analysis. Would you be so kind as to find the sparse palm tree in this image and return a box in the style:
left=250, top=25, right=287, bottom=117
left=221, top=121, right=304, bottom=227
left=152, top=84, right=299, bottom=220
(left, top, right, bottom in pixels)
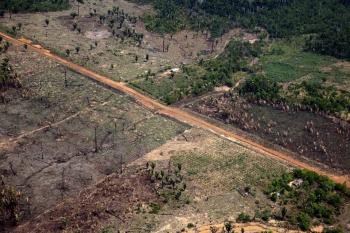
left=72, top=22, right=78, bottom=31
left=44, top=19, right=49, bottom=37
left=70, top=12, right=78, bottom=19
left=11, top=26, right=16, bottom=34
left=210, top=226, right=218, bottom=233
left=177, top=163, right=182, bottom=171
left=65, top=49, right=70, bottom=57
left=224, top=222, right=233, bottom=233
left=17, top=23, right=22, bottom=31
left=3, top=41, right=10, bottom=52
left=75, top=46, right=80, bottom=54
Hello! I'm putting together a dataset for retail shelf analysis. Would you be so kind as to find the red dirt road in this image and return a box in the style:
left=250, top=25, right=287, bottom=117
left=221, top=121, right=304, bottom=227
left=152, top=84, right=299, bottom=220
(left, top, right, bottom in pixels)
left=1, top=31, right=349, bottom=187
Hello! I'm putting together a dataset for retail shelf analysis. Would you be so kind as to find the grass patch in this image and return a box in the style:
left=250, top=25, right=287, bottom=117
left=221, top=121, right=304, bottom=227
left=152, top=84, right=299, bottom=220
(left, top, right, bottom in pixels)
left=171, top=150, right=289, bottom=192
left=261, top=41, right=336, bottom=83
left=264, top=62, right=303, bottom=82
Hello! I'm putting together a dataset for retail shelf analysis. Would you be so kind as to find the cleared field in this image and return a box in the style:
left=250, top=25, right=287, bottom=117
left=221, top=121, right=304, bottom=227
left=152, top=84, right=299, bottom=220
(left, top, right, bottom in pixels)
left=1, top=128, right=292, bottom=232
left=0, top=44, right=187, bottom=224
left=1, top=1, right=349, bottom=232
left=0, top=0, right=242, bottom=83
left=7, top=128, right=350, bottom=233
left=127, top=128, right=293, bottom=232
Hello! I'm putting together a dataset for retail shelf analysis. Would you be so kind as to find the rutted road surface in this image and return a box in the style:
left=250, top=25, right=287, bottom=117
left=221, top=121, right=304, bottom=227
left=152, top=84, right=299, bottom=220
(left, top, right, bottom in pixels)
left=1, top=31, right=349, bottom=187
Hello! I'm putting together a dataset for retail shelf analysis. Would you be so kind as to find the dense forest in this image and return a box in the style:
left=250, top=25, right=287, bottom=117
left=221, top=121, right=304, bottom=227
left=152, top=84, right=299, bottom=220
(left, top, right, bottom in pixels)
left=0, top=0, right=69, bottom=13
left=135, top=0, right=350, bottom=59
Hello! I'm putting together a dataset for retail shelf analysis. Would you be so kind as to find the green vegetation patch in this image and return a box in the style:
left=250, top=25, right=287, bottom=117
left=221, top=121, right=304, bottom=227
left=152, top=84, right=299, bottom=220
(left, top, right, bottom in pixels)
left=266, top=169, right=350, bottom=231
left=132, top=40, right=262, bottom=104
left=0, top=57, right=21, bottom=91
left=0, top=0, right=69, bottom=13
left=261, top=41, right=336, bottom=83
left=142, top=0, right=187, bottom=34
left=264, top=62, right=303, bottom=82
left=238, top=40, right=350, bottom=118
left=239, top=75, right=350, bottom=118
left=171, top=149, right=289, bottom=192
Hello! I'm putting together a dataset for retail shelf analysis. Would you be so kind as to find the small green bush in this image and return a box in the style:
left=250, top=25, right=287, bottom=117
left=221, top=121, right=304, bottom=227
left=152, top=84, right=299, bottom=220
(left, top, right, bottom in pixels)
left=297, top=212, right=311, bottom=231
left=236, top=213, right=251, bottom=223
left=187, top=223, right=195, bottom=228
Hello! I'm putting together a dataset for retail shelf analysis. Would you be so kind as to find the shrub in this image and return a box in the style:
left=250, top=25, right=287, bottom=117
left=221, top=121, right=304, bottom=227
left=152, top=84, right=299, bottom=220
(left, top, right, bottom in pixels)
left=239, top=75, right=281, bottom=101
left=236, top=213, right=251, bottom=223
left=149, top=203, right=161, bottom=214
left=261, top=210, right=271, bottom=222
left=187, top=223, right=195, bottom=228
left=323, top=228, right=343, bottom=233
left=0, top=184, right=23, bottom=226
left=297, top=212, right=311, bottom=231
left=0, top=58, right=21, bottom=90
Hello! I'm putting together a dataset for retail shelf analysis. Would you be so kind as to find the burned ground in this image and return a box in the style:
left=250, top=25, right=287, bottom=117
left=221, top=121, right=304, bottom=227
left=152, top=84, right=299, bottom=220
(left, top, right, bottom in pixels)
left=186, top=94, right=350, bottom=174
left=0, top=44, right=187, bottom=226
left=13, top=169, right=158, bottom=233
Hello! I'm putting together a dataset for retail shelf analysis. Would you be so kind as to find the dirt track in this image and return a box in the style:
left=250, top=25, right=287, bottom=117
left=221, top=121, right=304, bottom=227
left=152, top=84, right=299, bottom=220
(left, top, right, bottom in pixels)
left=1, top=31, right=349, bottom=187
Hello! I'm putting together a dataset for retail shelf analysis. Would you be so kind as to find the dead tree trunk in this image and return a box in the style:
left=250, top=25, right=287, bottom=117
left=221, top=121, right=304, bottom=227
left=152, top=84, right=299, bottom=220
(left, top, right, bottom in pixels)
left=120, top=154, right=123, bottom=174
left=94, top=126, right=98, bottom=153
left=64, top=68, right=68, bottom=87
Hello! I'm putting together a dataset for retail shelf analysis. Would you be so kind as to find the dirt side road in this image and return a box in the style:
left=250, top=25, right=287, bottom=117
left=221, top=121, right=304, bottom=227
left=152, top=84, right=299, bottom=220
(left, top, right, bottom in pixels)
left=1, top=31, right=349, bottom=187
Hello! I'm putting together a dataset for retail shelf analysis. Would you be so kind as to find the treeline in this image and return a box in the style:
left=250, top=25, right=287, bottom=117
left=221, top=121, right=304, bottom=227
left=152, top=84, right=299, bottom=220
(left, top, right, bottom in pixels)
left=135, top=0, right=350, bottom=59
left=255, top=0, right=350, bottom=59
left=0, top=0, right=69, bottom=13
left=199, top=39, right=262, bottom=88
left=239, top=75, right=350, bottom=118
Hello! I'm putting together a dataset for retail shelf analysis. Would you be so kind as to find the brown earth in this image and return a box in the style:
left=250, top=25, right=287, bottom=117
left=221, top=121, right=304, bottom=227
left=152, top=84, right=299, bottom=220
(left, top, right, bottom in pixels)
left=12, top=169, right=158, bottom=233
left=1, top=31, right=349, bottom=188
